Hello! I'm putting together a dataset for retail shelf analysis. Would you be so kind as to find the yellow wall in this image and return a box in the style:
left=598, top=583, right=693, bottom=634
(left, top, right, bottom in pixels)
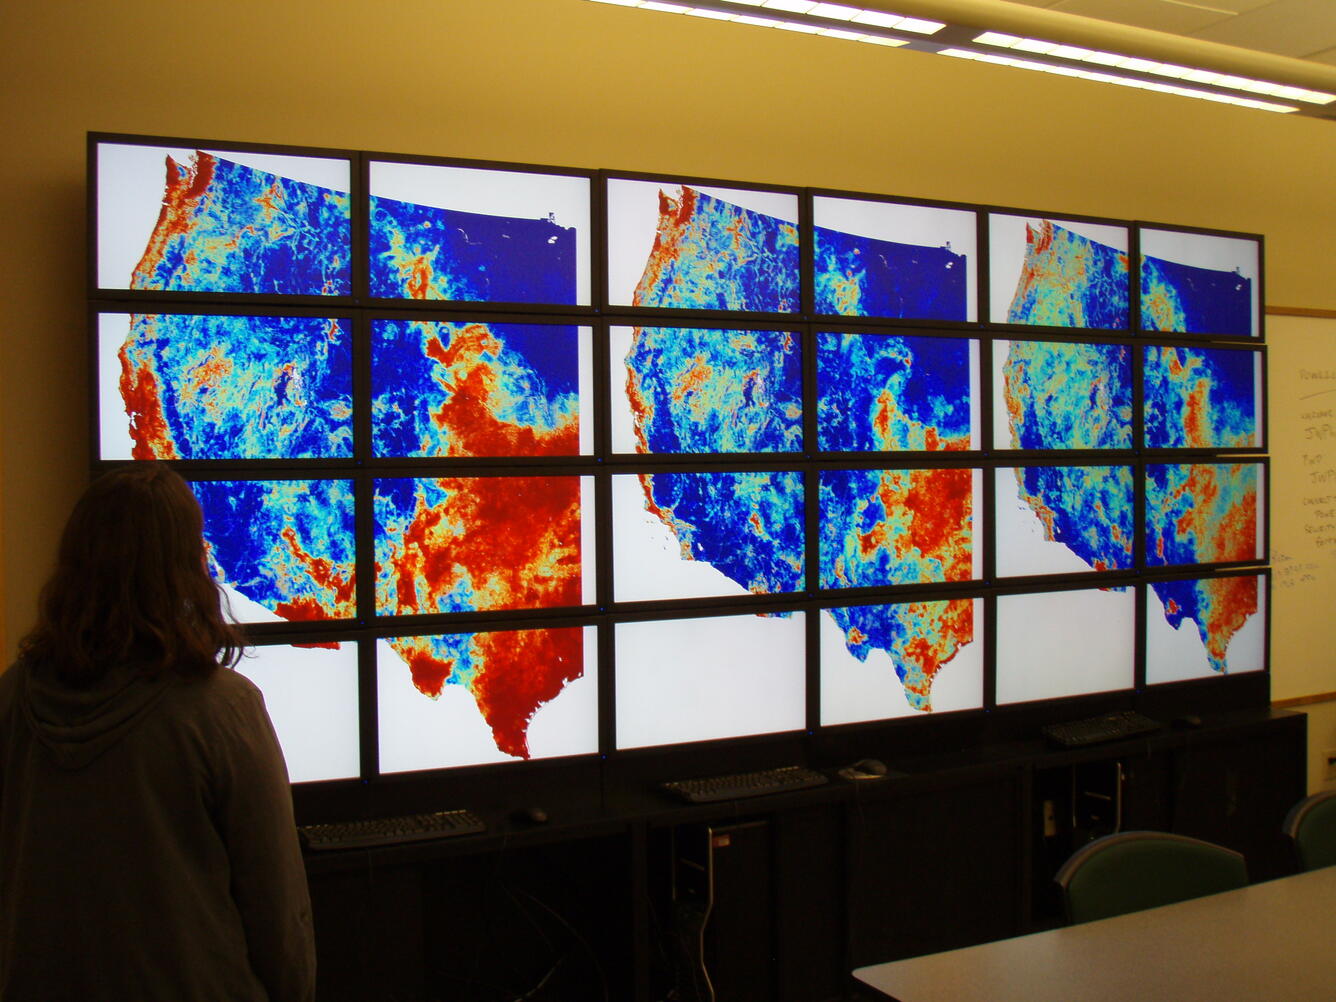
left=3, top=0, right=1335, bottom=699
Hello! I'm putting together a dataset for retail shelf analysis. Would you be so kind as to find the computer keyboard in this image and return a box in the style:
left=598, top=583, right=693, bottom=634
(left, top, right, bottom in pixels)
left=662, top=765, right=829, bottom=804
left=1042, top=710, right=1162, bottom=749
left=298, top=808, right=486, bottom=851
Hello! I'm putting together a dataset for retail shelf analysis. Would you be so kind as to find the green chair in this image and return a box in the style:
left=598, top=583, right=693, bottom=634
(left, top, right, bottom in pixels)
left=1283, top=789, right=1336, bottom=871
left=1054, top=831, right=1248, bottom=925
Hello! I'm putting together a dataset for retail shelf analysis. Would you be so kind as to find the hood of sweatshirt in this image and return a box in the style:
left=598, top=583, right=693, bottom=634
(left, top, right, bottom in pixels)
left=17, top=658, right=177, bottom=770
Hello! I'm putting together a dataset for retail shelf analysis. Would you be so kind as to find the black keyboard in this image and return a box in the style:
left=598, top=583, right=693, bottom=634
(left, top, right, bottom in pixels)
left=299, top=808, right=485, bottom=851
left=662, top=765, right=829, bottom=804
left=1042, top=710, right=1162, bottom=749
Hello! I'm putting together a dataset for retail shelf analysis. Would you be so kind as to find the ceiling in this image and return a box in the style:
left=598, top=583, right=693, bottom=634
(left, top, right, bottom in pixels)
left=1009, top=0, right=1336, bottom=67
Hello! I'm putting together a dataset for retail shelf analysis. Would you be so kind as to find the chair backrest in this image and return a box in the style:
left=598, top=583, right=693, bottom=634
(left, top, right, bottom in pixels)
left=1283, top=789, right=1336, bottom=871
left=1055, top=830, right=1248, bottom=925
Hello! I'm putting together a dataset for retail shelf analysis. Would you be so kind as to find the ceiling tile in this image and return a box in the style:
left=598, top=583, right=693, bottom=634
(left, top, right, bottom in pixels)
left=1190, top=0, right=1336, bottom=57
left=1048, top=0, right=1231, bottom=34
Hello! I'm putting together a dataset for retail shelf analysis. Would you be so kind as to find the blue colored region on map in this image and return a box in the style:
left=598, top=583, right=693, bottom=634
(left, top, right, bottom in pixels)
left=817, top=333, right=972, bottom=452
left=624, top=327, right=802, bottom=454
left=1001, top=341, right=1132, bottom=450
left=633, top=187, right=799, bottom=312
left=371, top=319, right=580, bottom=457
left=813, top=226, right=967, bottom=321
left=118, top=313, right=352, bottom=460
left=1143, top=346, right=1257, bottom=449
left=131, top=152, right=350, bottom=297
left=639, top=470, right=805, bottom=593
left=369, top=195, right=577, bottom=304
left=1141, top=256, right=1252, bottom=336
left=1006, top=221, right=1128, bottom=330
left=190, top=479, right=357, bottom=620
left=1013, top=466, right=1134, bottom=572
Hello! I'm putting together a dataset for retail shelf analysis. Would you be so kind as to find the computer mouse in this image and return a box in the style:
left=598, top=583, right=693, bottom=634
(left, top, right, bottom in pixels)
left=513, top=805, right=549, bottom=825
left=838, top=758, right=889, bottom=780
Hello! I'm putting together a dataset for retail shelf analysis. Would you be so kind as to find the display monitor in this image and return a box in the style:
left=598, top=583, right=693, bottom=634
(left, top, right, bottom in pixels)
left=817, top=332, right=980, bottom=452
left=1145, top=462, right=1265, bottom=568
left=995, top=585, right=1136, bottom=705
left=367, top=158, right=591, bottom=306
left=612, top=470, right=805, bottom=603
left=819, top=597, right=983, bottom=724
left=1145, top=573, right=1267, bottom=684
left=818, top=468, right=982, bottom=588
left=372, top=319, right=594, bottom=458
left=995, top=465, right=1135, bottom=577
left=1139, top=226, right=1261, bottom=338
left=374, top=475, right=596, bottom=616
left=1142, top=344, right=1263, bottom=450
left=811, top=195, right=978, bottom=322
left=97, top=311, right=354, bottom=461
left=94, top=138, right=352, bottom=297
left=188, top=477, right=357, bottom=625
left=610, top=326, right=804, bottom=455
left=615, top=612, right=807, bottom=750
left=605, top=177, right=800, bottom=312
left=236, top=641, right=361, bottom=784
left=988, top=213, right=1130, bottom=330
left=377, top=625, right=599, bottom=771
left=991, top=340, right=1132, bottom=450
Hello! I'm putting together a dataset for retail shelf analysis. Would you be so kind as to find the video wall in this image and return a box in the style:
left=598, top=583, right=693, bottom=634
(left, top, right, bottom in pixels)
left=89, top=134, right=1269, bottom=786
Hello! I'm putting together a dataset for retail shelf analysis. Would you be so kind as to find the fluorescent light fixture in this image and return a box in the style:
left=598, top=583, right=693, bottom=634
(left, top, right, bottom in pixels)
left=763, top=0, right=817, bottom=11
left=809, top=2, right=860, bottom=19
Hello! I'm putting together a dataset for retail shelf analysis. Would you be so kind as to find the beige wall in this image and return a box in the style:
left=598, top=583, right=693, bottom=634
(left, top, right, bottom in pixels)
left=3, top=0, right=1335, bottom=693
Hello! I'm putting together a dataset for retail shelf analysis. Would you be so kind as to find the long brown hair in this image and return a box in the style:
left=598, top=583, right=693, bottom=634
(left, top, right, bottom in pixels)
left=19, top=463, right=244, bottom=685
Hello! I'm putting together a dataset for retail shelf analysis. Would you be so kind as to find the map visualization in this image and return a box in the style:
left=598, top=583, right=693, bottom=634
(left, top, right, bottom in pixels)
left=631, top=186, right=799, bottom=312
left=813, top=226, right=967, bottom=321
left=386, top=627, right=585, bottom=760
left=374, top=475, right=585, bottom=615
left=110, top=313, right=353, bottom=461
left=999, top=340, right=1132, bottom=450
left=633, top=471, right=806, bottom=595
left=1004, top=220, right=1129, bottom=329
left=817, top=333, right=974, bottom=452
left=1146, top=463, right=1261, bottom=567
left=825, top=598, right=974, bottom=712
left=369, top=195, right=578, bottom=304
left=1005, top=466, right=1135, bottom=573
left=1143, top=346, right=1258, bottom=449
left=190, top=479, right=356, bottom=623
left=1149, top=575, right=1259, bottom=675
left=1141, top=256, right=1252, bottom=337
left=130, top=151, right=350, bottom=296
left=372, top=319, right=582, bottom=458
left=621, top=327, right=803, bottom=454
left=819, top=468, right=974, bottom=589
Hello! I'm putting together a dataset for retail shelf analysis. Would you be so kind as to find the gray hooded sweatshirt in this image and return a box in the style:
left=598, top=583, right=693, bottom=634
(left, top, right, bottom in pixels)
left=0, top=658, right=315, bottom=1001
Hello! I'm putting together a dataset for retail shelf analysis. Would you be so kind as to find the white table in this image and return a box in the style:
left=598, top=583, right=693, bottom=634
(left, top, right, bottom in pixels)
left=854, top=864, right=1336, bottom=1002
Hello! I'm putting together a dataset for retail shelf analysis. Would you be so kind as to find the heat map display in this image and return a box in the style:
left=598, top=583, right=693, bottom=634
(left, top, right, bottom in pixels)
left=996, top=466, right=1135, bottom=577
left=996, top=587, right=1135, bottom=704
left=817, top=333, right=978, bottom=452
left=611, top=326, right=803, bottom=454
left=818, top=468, right=979, bottom=589
left=189, top=478, right=356, bottom=624
left=374, top=476, right=593, bottom=615
left=96, top=142, right=351, bottom=296
left=606, top=179, right=799, bottom=312
left=1143, top=346, right=1261, bottom=450
left=372, top=319, right=592, bottom=457
left=367, top=160, right=589, bottom=305
left=994, top=340, right=1132, bottom=450
left=100, top=312, right=353, bottom=461
left=1140, top=227, right=1260, bottom=337
left=615, top=613, right=807, bottom=750
left=1145, top=574, right=1265, bottom=682
left=612, top=471, right=805, bottom=602
left=989, top=216, right=1129, bottom=329
left=1146, top=463, right=1264, bottom=567
left=820, top=598, right=982, bottom=721
left=811, top=196, right=976, bottom=322
left=377, top=627, right=598, bottom=767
